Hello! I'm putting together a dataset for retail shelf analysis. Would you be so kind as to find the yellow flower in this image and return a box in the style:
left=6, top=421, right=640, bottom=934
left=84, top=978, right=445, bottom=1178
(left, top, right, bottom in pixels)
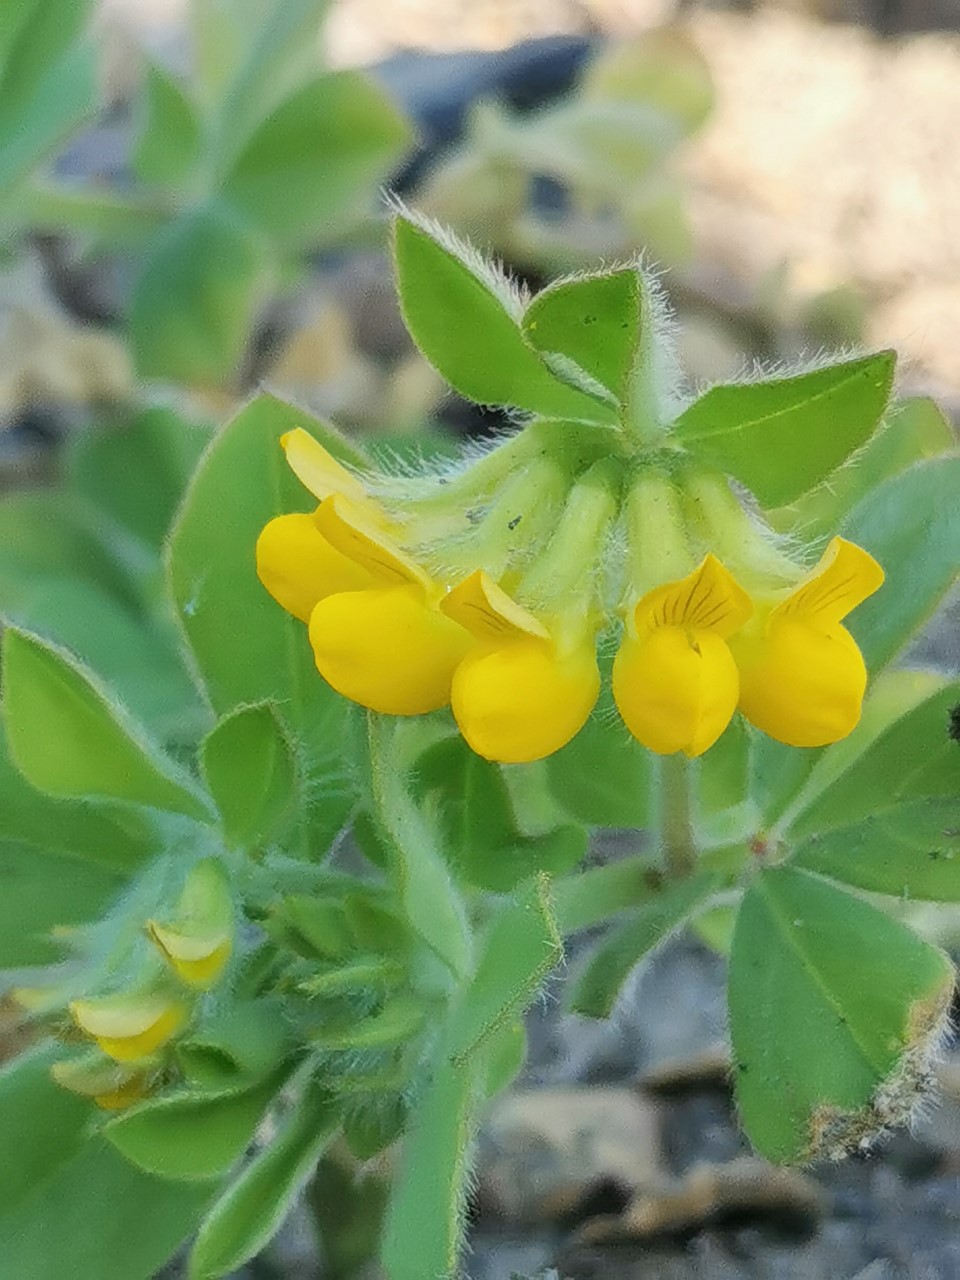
left=147, top=859, right=234, bottom=990
left=731, top=536, right=884, bottom=747
left=308, top=494, right=471, bottom=715
left=256, top=513, right=373, bottom=623
left=440, top=570, right=601, bottom=764
left=51, top=1055, right=151, bottom=1111
left=70, top=993, right=187, bottom=1063
left=148, top=923, right=231, bottom=990
left=613, top=555, right=753, bottom=757
left=255, top=429, right=377, bottom=622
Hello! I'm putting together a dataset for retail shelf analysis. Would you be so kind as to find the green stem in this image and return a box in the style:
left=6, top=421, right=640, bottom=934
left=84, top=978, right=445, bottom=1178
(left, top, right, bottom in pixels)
left=659, top=754, right=697, bottom=880
left=622, top=276, right=665, bottom=447
left=366, top=715, right=471, bottom=981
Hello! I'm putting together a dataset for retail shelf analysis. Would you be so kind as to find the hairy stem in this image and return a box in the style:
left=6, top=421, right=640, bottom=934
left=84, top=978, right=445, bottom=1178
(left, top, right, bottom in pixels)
left=659, top=753, right=697, bottom=880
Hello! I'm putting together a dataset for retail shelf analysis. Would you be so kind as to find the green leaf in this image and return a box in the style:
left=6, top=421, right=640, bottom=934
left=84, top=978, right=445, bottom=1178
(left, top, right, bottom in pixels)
left=299, top=955, right=404, bottom=998
left=188, top=1080, right=338, bottom=1280
left=750, top=668, right=947, bottom=830
left=481, top=1018, right=527, bottom=1098
left=553, top=853, right=661, bottom=933
left=2, top=627, right=212, bottom=820
left=104, top=1073, right=283, bottom=1181
left=392, top=214, right=613, bottom=419
left=521, top=267, right=641, bottom=402
left=416, top=735, right=586, bottom=892
left=68, top=409, right=212, bottom=551
left=729, top=866, right=954, bottom=1162
left=0, top=0, right=91, bottom=120
left=167, top=395, right=364, bottom=851
left=223, top=70, right=412, bottom=245
left=0, top=716, right=150, bottom=873
left=569, top=872, right=720, bottom=1018
left=447, top=873, right=561, bottom=1064
left=176, top=1000, right=292, bottom=1091
left=786, top=681, right=960, bottom=841
left=546, top=682, right=652, bottom=828
left=0, top=1, right=96, bottom=195
left=381, top=1056, right=476, bottom=1280
left=691, top=903, right=738, bottom=955
left=272, top=895, right=354, bottom=960
left=769, top=397, right=956, bottom=539
left=697, top=715, right=751, bottom=836
left=342, top=1094, right=407, bottom=1160
left=0, top=719, right=138, bottom=965
left=0, top=841, right=123, bottom=966
left=840, top=455, right=960, bottom=673
left=343, top=893, right=410, bottom=955
left=7, top=578, right=201, bottom=741
left=310, top=996, right=424, bottom=1051
left=368, top=716, right=470, bottom=978
left=0, top=1044, right=91, bottom=1213
left=130, top=203, right=272, bottom=385
left=0, top=1047, right=213, bottom=1280
left=134, top=62, right=201, bottom=186
left=196, top=0, right=333, bottom=152
left=202, top=703, right=296, bottom=848
left=792, top=799, right=960, bottom=901
left=0, top=491, right=143, bottom=615
left=671, top=353, right=896, bottom=507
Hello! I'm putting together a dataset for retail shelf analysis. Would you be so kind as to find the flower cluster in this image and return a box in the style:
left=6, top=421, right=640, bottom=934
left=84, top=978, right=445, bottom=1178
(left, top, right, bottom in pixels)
left=257, top=426, right=884, bottom=765
left=49, top=861, right=233, bottom=1109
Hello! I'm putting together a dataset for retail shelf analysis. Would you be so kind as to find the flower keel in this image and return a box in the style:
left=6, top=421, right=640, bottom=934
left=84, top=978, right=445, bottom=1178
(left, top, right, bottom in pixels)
left=613, top=554, right=752, bottom=757
left=732, top=537, right=884, bottom=747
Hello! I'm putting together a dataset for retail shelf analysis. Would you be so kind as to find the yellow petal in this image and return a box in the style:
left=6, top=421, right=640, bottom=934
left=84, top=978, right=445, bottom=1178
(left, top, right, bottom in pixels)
left=280, top=428, right=367, bottom=502
left=256, top=513, right=373, bottom=622
left=70, top=995, right=187, bottom=1063
left=632, top=554, right=752, bottom=641
left=613, top=626, right=739, bottom=757
left=733, top=617, right=868, bottom=747
left=309, top=585, right=471, bottom=715
left=774, top=536, right=884, bottom=628
left=440, top=569, right=550, bottom=643
left=451, top=636, right=600, bottom=764
left=314, top=494, right=430, bottom=589
left=148, top=922, right=232, bottom=990
left=51, top=1055, right=150, bottom=1110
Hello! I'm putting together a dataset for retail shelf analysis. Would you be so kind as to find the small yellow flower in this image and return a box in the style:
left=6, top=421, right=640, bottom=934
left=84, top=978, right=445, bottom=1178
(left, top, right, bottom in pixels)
left=731, top=536, right=884, bottom=747
left=255, top=429, right=378, bottom=621
left=441, top=570, right=601, bottom=763
left=51, top=1054, right=151, bottom=1111
left=70, top=993, right=187, bottom=1063
left=148, top=858, right=234, bottom=990
left=308, top=494, right=471, bottom=715
left=256, top=513, right=373, bottom=623
left=148, top=923, right=232, bottom=990
left=613, top=555, right=753, bottom=757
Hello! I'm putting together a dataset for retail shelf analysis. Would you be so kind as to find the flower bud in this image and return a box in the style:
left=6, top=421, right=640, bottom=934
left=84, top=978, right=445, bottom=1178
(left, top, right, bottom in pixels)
left=148, top=858, right=233, bottom=990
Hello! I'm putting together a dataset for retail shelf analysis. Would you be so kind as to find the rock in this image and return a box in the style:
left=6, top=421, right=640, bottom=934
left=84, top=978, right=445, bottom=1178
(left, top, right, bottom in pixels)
left=574, top=1157, right=824, bottom=1245
left=477, top=1086, right=663, bottom=1223
left=638, top=1044, right=732, bottom=1095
